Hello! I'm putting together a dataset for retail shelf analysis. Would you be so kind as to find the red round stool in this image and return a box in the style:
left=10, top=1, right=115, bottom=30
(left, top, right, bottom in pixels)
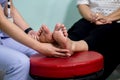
left=30, top=51, right=104, bottom=80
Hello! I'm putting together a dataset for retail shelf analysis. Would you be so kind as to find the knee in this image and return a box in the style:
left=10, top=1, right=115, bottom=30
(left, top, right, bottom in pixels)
left=6, top=56, right=30, bottom=74
left=17, top=56, right=30, bottom=70
left=3, top=56, right=30, bottom=80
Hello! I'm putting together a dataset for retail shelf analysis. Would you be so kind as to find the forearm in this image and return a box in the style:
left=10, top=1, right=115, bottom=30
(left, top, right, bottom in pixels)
left=1, top=6, right=39, bottom=52
left=0, top=15, right=43, bottom=52
left=77, top=4, right=93, bottom=21
left=107, top=8, right=120, bottom=22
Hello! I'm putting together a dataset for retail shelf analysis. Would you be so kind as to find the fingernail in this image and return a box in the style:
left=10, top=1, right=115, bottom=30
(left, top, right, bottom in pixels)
left=67, top=54, right=71, bottom=57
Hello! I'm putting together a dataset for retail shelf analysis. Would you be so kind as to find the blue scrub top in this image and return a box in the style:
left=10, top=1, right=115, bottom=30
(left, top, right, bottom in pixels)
left=0, top=0, right=6, bottom=7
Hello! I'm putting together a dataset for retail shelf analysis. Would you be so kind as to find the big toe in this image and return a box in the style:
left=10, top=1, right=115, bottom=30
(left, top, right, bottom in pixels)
left=54, top=23, right=62, bottom=31
left=41, top=24, right=51, bottom=34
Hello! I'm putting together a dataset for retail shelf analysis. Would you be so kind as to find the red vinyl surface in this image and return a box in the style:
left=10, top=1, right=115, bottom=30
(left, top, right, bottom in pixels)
left=30, top=51, right=104, bottom=78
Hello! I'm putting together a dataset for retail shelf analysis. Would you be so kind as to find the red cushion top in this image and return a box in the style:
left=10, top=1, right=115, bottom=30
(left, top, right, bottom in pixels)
left=30, top=51, right=104, bottom=78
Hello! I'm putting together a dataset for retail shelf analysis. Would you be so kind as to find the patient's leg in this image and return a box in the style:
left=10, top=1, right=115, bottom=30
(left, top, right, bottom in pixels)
left=53, top=24, right=89, bottom=56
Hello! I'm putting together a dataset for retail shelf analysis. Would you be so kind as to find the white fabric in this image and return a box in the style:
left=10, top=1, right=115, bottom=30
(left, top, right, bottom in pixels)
left=77, top=0, right=120, bottom=16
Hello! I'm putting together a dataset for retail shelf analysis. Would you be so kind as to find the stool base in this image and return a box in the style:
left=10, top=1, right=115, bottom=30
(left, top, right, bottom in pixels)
left=31, top=69, right=103, bottom=80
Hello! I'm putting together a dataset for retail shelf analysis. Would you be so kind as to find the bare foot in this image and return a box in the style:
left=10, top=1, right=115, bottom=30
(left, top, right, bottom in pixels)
left=53, top=23, right=74, bottom=56
left=38, top=24, right=54, bottom=43
left=52, top=23, right=68, bottom=48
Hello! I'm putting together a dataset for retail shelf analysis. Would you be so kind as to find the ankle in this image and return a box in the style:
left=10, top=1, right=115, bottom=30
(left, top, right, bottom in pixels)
left=71, top=41, right=76, bottom=52
left=72, top=40, right=88, bottom=52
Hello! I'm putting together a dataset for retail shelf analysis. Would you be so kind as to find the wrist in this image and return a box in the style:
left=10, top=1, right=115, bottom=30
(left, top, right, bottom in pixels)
left=24, top=27, right=33, bottom=34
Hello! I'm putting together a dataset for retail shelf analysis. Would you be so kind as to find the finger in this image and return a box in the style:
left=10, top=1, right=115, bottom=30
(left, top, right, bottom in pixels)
left=38, top=28, right=42, bottom=36
left=56, top=48, right=69, bottom=53
left=90, top=13, right=96, bottom=22
left=30, top=33, right=38, bottom=40
left=31, top=34, right=36, bottom=39
left=36, top=35, right=40, bottom=41
left=34, top=35, right=37, bottom=40
left=96, top=13, right=99, bottom=17
left=53, top=52, right=68, bottom=57
left=53, top=54, right=66, bottom=58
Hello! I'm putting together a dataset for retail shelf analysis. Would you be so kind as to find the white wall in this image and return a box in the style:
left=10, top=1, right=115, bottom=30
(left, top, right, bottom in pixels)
left=13, top=0, right=81, bottom=31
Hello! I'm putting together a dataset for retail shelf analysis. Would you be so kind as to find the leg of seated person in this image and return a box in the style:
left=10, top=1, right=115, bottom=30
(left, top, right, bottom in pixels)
left=0, top=45, right=30, bottom=80
left=68, top=20, right=120, bottom=79
left=1, top=38, right=38, bottom=57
